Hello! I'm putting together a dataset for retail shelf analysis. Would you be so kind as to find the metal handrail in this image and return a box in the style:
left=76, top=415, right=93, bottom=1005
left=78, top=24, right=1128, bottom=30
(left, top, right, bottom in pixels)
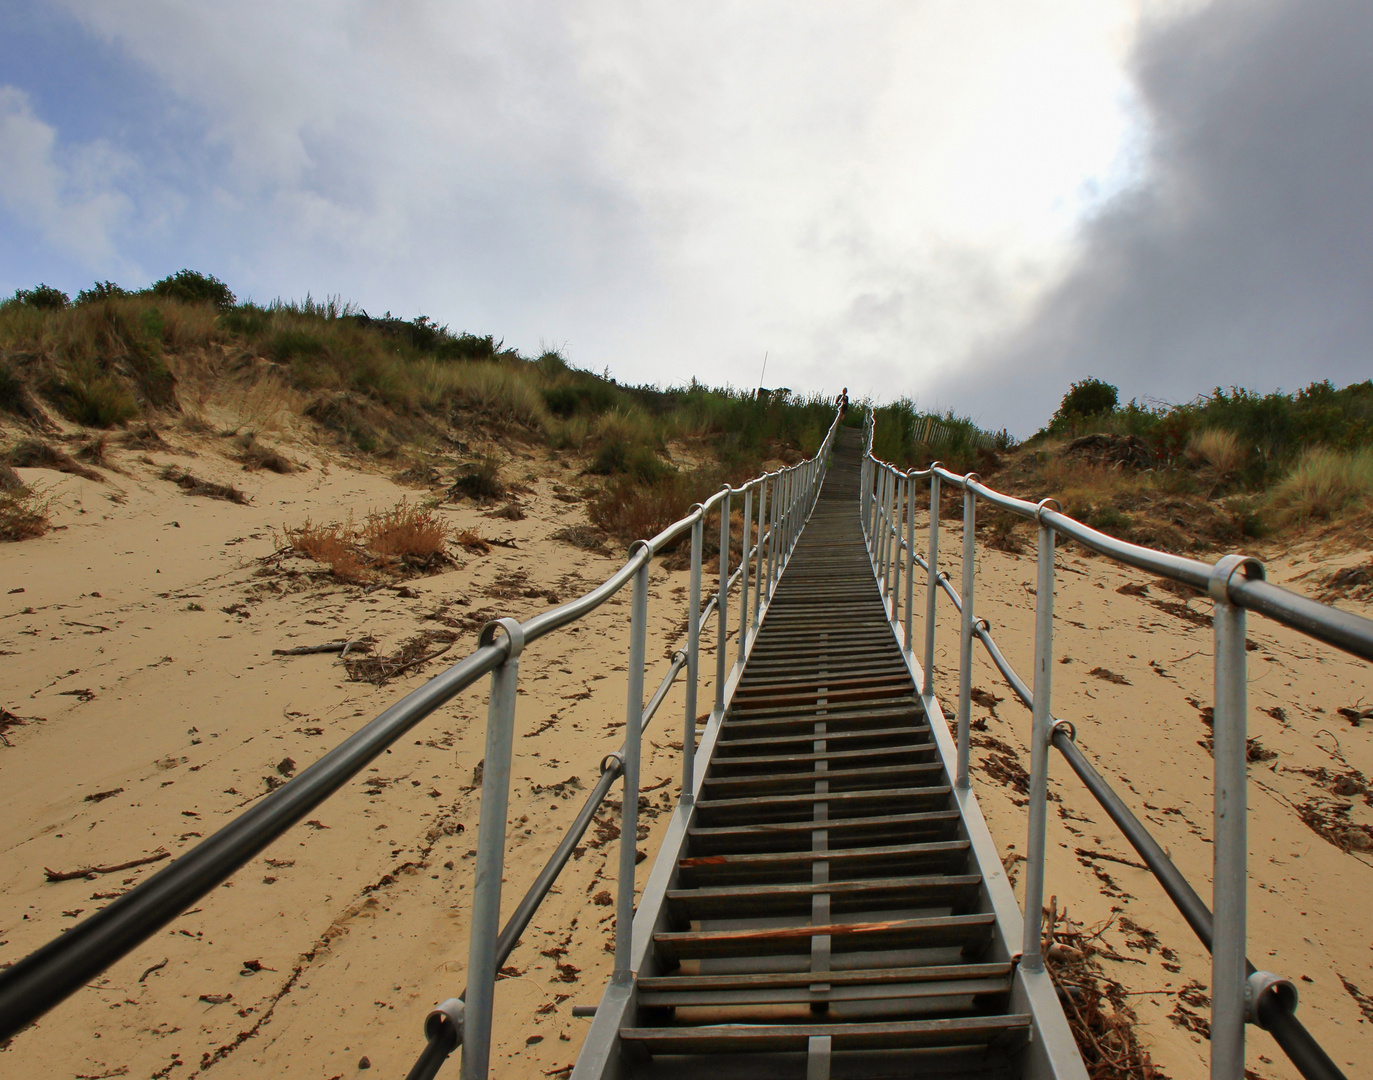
left=859, top=408, right=1363, bottom=1080
left=0, top=409, right=844, bottom=1080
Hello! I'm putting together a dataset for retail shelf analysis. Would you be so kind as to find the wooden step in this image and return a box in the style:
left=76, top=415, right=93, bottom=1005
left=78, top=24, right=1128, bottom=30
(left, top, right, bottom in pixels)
left=725, top=697, right=921, bottom=724
left=686, top=811, right=962, bottom=855
left=664, top=873, right=982, bottom=921
left=704, top=743, right=936, bottom=776
left=699, top=761, right=945, bottom=798
left=693, top=785, right=953, bottom=826
left=654, top=913, right=996, bottom=962
left=713, top=724, right=930, bottom=754
left=617, top=1014, right=1032, bottom=1055
left=676, top=840, right=971, bottom=885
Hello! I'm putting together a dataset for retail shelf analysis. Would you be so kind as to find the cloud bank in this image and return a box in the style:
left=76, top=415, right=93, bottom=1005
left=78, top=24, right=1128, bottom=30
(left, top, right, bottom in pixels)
left=959, top=0, right=1373, bottom=435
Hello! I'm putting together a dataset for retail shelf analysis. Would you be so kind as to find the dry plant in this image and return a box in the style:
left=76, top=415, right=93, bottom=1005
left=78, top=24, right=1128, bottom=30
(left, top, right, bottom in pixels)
left=361, top=499, right=450, bottom=565
left=234, top=432, right=299, bottom=473
left=285, top=517, right=370, bottom=582
left=1186, top=427, right=1244, bottom=476
left=160, top=466, right=249, bottom=504
left=1042, top=899, right=1163, bottom=1079
left=1270, top=446, right=1373, bottom=523
left=0, top=472, right=51, bottom=541
left=5, top=438, right=105, bottom=482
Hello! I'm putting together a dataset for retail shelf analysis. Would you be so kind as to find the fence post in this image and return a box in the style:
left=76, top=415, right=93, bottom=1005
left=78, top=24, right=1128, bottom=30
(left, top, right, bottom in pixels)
left=714, top=490, right=730, bottom=717
left=462, top=618, right=525, bottom=1080
left=1021, top=503, right=1057, bottom=973
left=1210, top=554, right=1260, bottom=1080
left=904, top=469, right=916, bottom=653
left=738, top=486, right=752, bottom=667
left=614, top=552, right=650, bottom=986
left=956, top=476, right=980, bottom=790
left=922, top=465, right=942, bottom=697
left=683, top=512, right=703, bottom=804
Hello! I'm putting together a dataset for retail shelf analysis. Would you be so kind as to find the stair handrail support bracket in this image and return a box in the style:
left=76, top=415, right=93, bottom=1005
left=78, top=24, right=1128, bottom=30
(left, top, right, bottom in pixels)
left=464, top=617, right=526, bottom=1080
left=1210, top=552, right=1263, bottom=1080
left=1021, top=498, right=1059, bottom=974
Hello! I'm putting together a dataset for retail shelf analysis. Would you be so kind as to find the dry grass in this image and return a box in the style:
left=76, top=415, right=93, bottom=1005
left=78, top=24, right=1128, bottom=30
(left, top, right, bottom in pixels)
left=160, top=467, right=249, bottom=504
left=234, top=433, right=299, bottom=473
left=361, top=499, right=450, bottom=564
left=1269, top=446, right=1373, bottom=523
left=0, top=481, right=51, bottom=541
left=5, top=439, right=105, bottom=482
left=1187, top=427, right=1244, bottom=476
left=284, top=499, right=453, bottom=582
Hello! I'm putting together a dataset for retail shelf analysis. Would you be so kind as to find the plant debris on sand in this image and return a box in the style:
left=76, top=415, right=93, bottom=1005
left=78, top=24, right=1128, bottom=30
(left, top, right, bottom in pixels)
left=344, top=629, right=458, bottom=685
left=160, top=466, right=249, bottom=504
left=280, top=499, right=457, bottom=582
left=1042, top=899, right=1165, bottom=1079
left=5, top=438, right=105, bottom=482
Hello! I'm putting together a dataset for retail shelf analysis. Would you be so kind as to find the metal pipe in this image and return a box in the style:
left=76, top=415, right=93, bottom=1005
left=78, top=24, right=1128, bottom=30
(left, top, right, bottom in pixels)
left=956, top=479, right=978, bottom=790
left=1021, top=517, right=1055, bottom=973
left=892, top=473, right=904, bottom=626
left=614, top=556, right=649, bottom=985
left=1211, top=555, right=1252, bottom=1080
left=684, top=515, right=702, bottom=803
left=923, top=468, right=941, bottom=696
left=753, top=479, right=767, bottom=629
left=715, top=489, right=730, bottom=717
left=462, top=619, right=524, bottom=1080
left=904, top=469, right=916, bottom=654
left=739, top=486, right=752, bottom=668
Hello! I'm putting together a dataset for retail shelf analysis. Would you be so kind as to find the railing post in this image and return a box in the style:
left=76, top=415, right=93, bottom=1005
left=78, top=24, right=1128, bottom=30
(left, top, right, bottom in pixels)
left=956, top=476, right=980, bottom=790
left=738, top=486, right=752, bottom=667
left=922, top=466, right=942, bottom=697
left=683, top=512, right=703, bottom=804
left=892, top=473, right=903, bottom=627
left=714, top=490, right=730, bottom=717
left=462, top=617, right=525, bottom=1080
left=614, top=552, right=650, bottom=986
left=1021, top=504, right=1057, bottom=973
left=1210, top=554, right=1259, bottom=1079
left=753, top=479, right=767, bottom=626
left=904, top=469, right=916, bottom=652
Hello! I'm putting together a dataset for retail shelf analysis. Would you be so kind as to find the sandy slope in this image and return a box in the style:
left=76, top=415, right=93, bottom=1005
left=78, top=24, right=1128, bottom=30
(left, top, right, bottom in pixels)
left=2, top=430, right=1370, bottom=1080
left=1, top=427, right=704, bottom=1079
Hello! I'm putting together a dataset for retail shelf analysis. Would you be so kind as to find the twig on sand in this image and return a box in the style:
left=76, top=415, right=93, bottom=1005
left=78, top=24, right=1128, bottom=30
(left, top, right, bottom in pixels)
left=45, top=849, right=171, bottom=882
left=271, top=640, right=373, bottom=657
left=138, top=957, right=169, bottom=983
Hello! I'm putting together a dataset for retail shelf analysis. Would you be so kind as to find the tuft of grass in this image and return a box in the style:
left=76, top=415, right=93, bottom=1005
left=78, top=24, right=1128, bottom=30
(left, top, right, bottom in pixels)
left=1187, top=428, right=1245, bottom=476
left=285, top=518, right=370, bottom=582
left=59, top=363, right=141, bottom=427
left=1269, top=447, right=1373, bottom=523
left=161, top=467, right=250, bottom=504
left=449, top=456, right=505, bottom=502
left=0, top=484, right=51, bottom=541
left=6, top=439, right=105, bottom=482
left=587, top=470, right=720, bottom=547
left=360, top=499, right=450, bottom=564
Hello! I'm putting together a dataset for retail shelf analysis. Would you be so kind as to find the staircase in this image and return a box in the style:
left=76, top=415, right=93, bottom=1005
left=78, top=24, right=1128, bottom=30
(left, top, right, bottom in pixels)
left=574, top=430, right=1083, bottom=1080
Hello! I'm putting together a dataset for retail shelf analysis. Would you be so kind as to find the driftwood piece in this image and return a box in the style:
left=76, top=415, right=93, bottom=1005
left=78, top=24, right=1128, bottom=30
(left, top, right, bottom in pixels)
left=271, top=640, right=373, bottom=657
left=45, top=848, right=170, bottom=882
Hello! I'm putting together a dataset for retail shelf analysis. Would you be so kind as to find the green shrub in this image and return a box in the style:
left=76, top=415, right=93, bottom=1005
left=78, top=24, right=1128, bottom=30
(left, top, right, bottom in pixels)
left=150, top=269, right=235, bottom=310
left=76, top=281, right=130, bottom=304
left=13, top=284, right=69, bottom=310
left=218, top=303, right=272, bottom=336
left=1270, top=447, right=1373, bottom=522
left=60, top=364, right=140, bottom=427
left=268, top=328, right=330, bottom=364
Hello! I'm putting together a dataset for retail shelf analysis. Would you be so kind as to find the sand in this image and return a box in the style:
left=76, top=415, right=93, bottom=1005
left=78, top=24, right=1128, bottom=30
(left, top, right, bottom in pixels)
left=2, top=427, right=1370, bottom=1080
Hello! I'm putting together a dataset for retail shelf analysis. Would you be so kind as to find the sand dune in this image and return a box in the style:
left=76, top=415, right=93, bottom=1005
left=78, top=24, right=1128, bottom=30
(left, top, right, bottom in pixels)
left=2, top=429, right=1369, bottom=1079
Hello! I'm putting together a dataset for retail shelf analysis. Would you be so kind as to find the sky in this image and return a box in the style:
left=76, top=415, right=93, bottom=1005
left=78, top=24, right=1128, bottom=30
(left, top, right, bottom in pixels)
left=1, top=0, right=1367, bottom=436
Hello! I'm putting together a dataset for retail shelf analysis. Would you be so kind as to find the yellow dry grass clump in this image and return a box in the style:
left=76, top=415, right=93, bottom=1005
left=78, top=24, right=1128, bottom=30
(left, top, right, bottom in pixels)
left=1187, top=427, right=1244, bottom=476
left=1270, top=446, right=1373, bottom=523
left=284, top=499, right=451, bottom=582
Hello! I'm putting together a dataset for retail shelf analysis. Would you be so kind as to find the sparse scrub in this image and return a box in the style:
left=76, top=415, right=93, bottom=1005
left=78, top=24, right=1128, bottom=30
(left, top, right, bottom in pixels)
left=360, top=499, right=450, bottom=565
left=284, top=499, right=454, bottom=582
left=1187, top=428, right=1244, bottom=476
left=0, top=484, right=51, bottom=541
left=5, top=439, right=105, bottom=482
left=234, top=433, right=298, bottom=473
left=1269, top=447, right=1373, bottom=523
left=285, top=518, right=370, bottom=582
left=449, top=456, right=505, bottom=502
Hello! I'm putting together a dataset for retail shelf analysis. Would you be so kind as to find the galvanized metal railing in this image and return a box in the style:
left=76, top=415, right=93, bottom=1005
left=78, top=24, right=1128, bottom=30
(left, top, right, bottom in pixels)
left=859, top=411, right=1364, bottom=1080
left=0, top=412, right=843, bottom=1080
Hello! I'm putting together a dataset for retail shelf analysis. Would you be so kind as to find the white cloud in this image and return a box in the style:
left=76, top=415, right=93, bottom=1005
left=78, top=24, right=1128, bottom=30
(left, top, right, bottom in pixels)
left=0, top=85, right=135, bottom=269
left=46, top=1, right=1149, bottom=406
